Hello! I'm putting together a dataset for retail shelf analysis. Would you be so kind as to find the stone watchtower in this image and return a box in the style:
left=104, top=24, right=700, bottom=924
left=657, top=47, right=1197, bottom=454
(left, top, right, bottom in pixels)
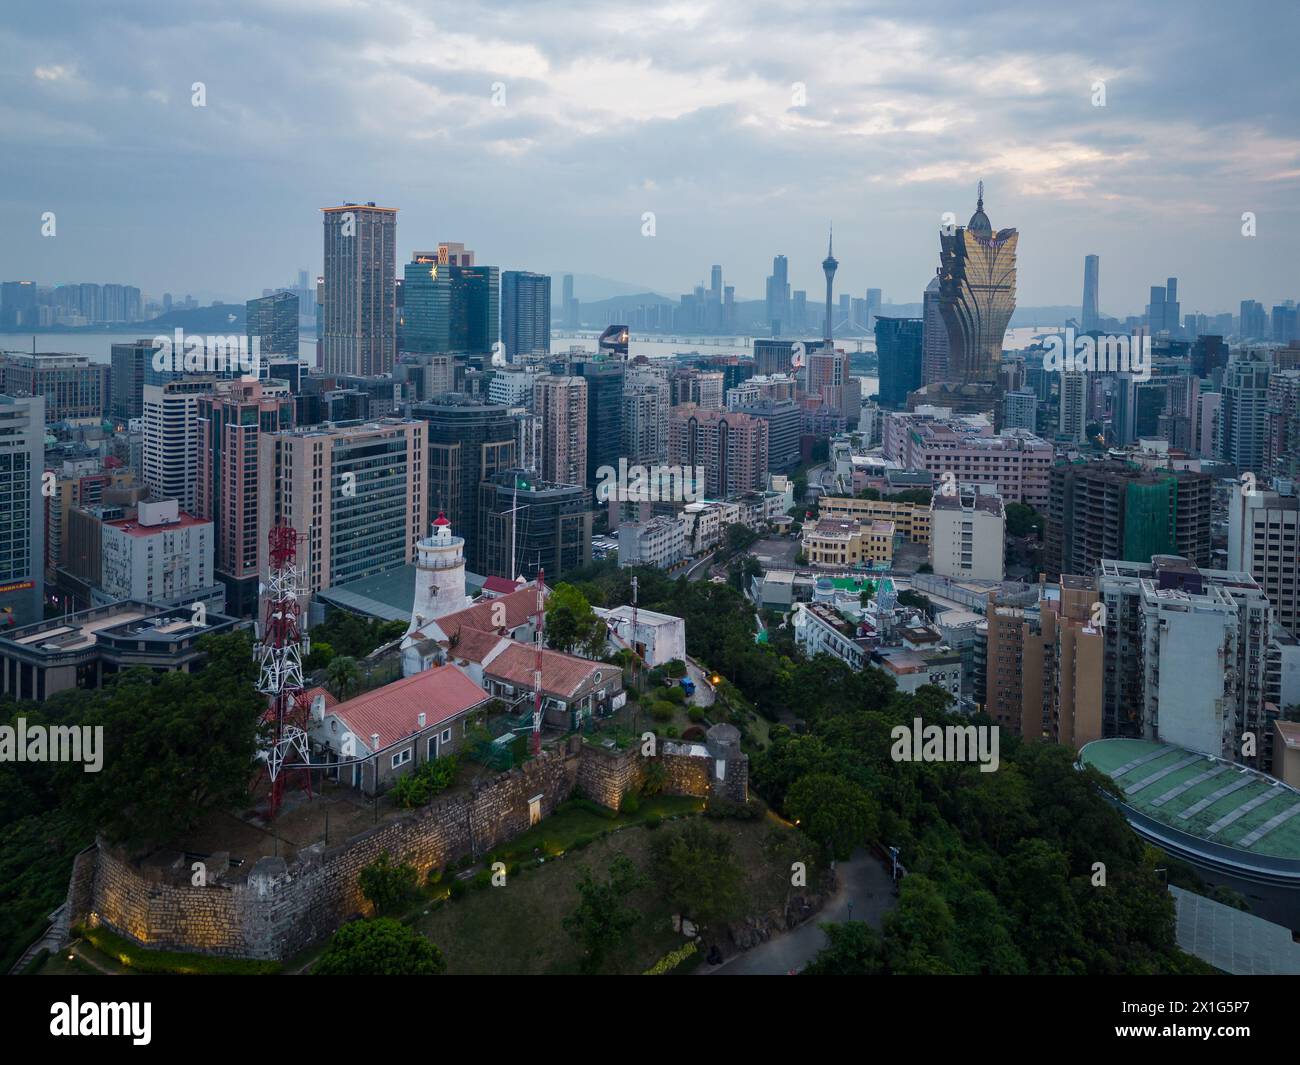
left=705, top=723, right=748, bottom=804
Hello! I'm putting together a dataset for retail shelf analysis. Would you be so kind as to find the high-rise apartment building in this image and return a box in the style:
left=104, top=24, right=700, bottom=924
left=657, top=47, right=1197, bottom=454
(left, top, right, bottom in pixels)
left=321, top=203, right=398, bottom=376
left=565, top=357, right=623, bottom=486
left=533, top=375, right=587, bottom=487
left=621, top=382, right=666, bottom=466
left=1058, top=370, right=1088, bottom=443
left=1046, top=461, right=1213, bottom=576
left=1217, top=354, right=1271, bottom=475
left=1098, top=557, right=1275, bottom=764
left=0, top=395, right=44, bottom=627
left=195, top=379, right=295, bottom=616
left=0, top=352, right=108, bottom=425
left=143, top=377, right=219, bottom=513
left=259, top=418, right=426, bottom=598
left=983, top=577, right=1104, bottom=745
left=1228, top=482, right=1300, bottom=639
left=1002, top=388, right=1037, bottom=432
left=100, top=499, right=216, bottom=609
left=929, top=485, right=1005, bottom=581
left=668, top=405, right=768, bottom=497
left=882, top=410, right=1053, bottom=508
left=501, top=271, right=551, bottom=361
left=1265, top=370, right=1300, bottom=481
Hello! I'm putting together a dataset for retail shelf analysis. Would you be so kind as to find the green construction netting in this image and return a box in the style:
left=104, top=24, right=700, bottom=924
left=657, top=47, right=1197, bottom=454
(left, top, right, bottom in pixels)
left=1122, top=478, right=1175, bottom=562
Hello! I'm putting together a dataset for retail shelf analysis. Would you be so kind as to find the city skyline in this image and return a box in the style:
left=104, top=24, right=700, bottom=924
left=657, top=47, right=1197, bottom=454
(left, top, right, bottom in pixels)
left=2, top=1, right=1299, bottom=312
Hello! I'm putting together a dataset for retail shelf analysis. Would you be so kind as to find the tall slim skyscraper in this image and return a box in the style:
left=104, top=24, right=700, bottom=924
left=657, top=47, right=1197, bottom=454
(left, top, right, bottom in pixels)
left=937, top=184, right=1018, bottom=384
left=1217, top=354, right=1271, bottom=474
left=533, top=375, right=587, bottom=487
left=765, top=254, right=789, bottom=334
left=822, top=228, right=838, bottom=343
left=921, top=277, right=949, bottom=385
left=501, top=271, right=551, bottom=361
left=1081, top=254, right=1100, bottom=332
left=1059, top=371, right=1088, bottom=443
left=321, top=202, right=397, bottom=376
left=875, top=317, right=923, bottom=410
left=143, top=377, right=218, bottom=513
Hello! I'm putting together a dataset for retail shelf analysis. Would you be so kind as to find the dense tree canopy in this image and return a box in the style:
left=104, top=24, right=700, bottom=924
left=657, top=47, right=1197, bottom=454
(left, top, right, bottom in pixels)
left=544, top=583, right=608, bottom=658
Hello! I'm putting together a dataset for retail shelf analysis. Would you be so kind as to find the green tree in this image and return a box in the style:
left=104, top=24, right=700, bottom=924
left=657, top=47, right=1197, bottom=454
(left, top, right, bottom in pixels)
left=72, top=631, right=264, bottom=848
left=649, top=819, right=746, bottom=928
left=804, top=921, right=884, bottom=975
left=315, top=918, right=446, bottom=975
left=358, top=852, right=419, bottom=916
left=1005, top=502, right=1042, bottom=539
left=545, top=583, right=607, bottom=657
left=562, top=855, right=646, bottom=973
left=724, top=522, right=759, bottom=556
left=785, top=773, right=878, bottom=859
left=326, top=655, right=362, bottom=701
left=303, top=639, right=335, bottom=672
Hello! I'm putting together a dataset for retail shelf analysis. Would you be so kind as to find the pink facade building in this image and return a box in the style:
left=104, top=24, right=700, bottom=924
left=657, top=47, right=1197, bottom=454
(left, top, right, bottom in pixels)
left=883, top=409, right=1053, bottom=509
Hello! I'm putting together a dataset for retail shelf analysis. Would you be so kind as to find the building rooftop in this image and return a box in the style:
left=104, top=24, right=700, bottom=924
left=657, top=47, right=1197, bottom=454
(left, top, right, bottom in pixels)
left=1080, top=739, right=1300, bottom=863
left=1170, top=886, right=1300, bottom=975
left=483, top=640, right=616, bottom=699
left=329, top=664, right=488, bottom=751
left=104, top=511, right=209, bottom=537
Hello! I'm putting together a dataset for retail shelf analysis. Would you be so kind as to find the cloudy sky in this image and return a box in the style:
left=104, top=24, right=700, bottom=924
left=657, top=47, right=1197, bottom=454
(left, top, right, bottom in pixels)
left=2, top=0, right=1298, bottom=315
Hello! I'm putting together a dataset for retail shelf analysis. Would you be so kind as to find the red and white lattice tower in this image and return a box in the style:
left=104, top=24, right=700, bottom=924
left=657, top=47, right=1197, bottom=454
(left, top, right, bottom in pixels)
left=255, top=524, right=312, bottom=817
left=531, top=569, right=546, bottom=756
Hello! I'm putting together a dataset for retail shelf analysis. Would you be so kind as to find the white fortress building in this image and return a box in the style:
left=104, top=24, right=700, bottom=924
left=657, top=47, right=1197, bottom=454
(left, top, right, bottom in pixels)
left=401, top=512, right=470, bottom=676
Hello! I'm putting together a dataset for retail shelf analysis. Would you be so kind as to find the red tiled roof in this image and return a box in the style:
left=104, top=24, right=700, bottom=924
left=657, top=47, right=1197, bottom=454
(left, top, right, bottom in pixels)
left=482, top=575, right=521, bottom=595
left=303, top=686, right=338, bottom=710
left=483, top=641, right=615, bottom=699
left=329, top=664, right=489, bottom=751
left=437, top=583, right=541, bottom=640
left=446, top=627, right=506, bottom=665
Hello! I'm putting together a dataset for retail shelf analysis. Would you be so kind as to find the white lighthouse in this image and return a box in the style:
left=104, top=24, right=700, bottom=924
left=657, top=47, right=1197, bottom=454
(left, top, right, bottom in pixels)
left=401, top=512, right=469, bottom=676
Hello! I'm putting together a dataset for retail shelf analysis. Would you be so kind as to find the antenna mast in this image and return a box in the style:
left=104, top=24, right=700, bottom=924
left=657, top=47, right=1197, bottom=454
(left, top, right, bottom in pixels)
left=255, top=524, right=312, bottom=818
left=532, top=568, right=546, bottom=755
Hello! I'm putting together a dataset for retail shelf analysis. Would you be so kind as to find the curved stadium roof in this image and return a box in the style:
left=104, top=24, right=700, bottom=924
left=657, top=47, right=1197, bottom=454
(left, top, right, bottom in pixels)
left=1079, top=738, right=1300, bottom=884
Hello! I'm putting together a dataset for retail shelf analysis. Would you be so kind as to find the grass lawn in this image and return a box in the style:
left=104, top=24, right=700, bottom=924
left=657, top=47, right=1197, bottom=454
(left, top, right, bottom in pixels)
left=414, top=808, right=822, bottom=975
left=35, top=948, right=115, bottom=976
left=487, top=795, right=702, bottom=863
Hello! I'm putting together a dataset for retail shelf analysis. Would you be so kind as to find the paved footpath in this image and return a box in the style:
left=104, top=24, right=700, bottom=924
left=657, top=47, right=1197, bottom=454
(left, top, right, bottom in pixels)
left=701, top=850, right=897, bottom=976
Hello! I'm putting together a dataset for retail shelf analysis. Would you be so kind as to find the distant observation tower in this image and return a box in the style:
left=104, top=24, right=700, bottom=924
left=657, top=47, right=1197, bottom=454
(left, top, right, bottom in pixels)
left=822, top=226, right=838, bottom=344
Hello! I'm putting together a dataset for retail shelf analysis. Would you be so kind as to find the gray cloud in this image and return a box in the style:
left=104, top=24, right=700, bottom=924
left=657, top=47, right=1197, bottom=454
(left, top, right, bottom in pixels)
left=1, top=0, right=1297, bottom=314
